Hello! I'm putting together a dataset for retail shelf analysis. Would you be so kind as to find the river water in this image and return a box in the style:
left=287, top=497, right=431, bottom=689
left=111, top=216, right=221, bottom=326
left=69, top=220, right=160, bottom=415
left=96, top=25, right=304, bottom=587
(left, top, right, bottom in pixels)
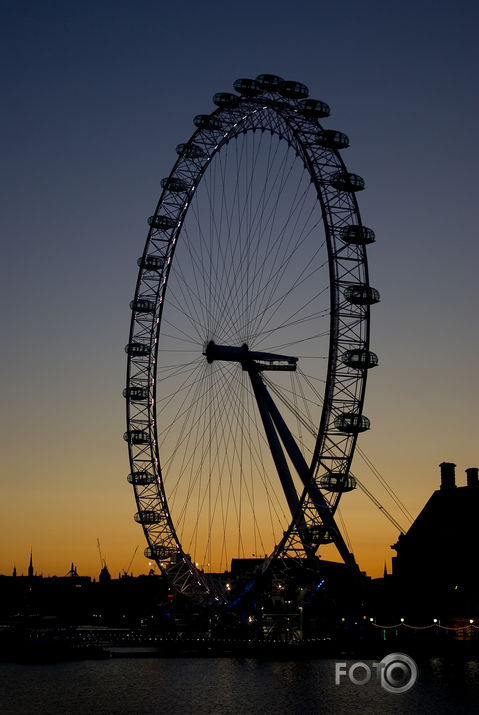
left=1, top=656, right=478, bottom=714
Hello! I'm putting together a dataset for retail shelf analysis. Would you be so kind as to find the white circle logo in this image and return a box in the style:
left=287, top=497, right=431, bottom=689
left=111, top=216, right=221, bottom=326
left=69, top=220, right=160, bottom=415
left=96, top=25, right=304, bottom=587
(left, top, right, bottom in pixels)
left=380, top=652, right=418, bottom=693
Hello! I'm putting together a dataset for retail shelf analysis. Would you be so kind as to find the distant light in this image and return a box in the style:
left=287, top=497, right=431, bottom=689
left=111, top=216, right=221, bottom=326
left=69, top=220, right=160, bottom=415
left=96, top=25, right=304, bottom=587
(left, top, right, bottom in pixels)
left=470, top=619, right=474, bottom=624
left=400, top=618, right=405, bottom=623
left=433, top=618, right=438, bottom=623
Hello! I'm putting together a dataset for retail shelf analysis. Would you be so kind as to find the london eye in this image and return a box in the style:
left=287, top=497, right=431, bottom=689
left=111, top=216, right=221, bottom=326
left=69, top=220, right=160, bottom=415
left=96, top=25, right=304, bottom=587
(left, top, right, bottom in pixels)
left=124, top=74, right=379, bottom=601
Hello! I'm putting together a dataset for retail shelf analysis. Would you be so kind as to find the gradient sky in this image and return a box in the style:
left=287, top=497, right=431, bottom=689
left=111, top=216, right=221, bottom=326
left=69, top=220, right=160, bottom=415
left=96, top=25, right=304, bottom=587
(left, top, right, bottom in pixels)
left=1, top=0, right=478, bottom=579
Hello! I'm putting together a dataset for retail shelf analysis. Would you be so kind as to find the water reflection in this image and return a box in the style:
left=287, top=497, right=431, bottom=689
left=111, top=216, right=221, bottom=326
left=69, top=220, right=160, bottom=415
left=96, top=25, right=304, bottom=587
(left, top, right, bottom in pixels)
left=0, top=656, right=478, bottom=714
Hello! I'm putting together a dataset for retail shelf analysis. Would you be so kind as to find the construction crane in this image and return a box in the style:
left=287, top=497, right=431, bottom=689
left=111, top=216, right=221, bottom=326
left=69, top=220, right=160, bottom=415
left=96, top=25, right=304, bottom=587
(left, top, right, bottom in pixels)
left=122, top=545, right=139, bottom=577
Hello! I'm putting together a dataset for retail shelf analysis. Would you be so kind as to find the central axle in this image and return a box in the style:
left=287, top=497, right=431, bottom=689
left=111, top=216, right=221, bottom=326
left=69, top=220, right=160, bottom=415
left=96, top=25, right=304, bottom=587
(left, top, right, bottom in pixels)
left=203, top=341, right=297, bottom=371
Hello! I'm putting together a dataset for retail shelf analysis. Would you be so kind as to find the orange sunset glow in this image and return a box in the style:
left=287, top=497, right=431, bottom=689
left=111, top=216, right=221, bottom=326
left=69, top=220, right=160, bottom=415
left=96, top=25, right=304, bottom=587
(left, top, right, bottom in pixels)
left=1, top=2, right=477, bottom=586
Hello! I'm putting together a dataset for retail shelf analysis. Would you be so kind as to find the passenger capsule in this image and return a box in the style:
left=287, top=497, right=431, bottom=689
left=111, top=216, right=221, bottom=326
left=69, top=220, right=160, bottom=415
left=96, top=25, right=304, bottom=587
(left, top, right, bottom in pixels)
left=175, top=143, right=206, bottom=158
left=134, top=510, right=161, bottom=524
left=124, top=429, right=150, bottom=444
left=255, top=74, right=285, bottom=92
left=315, top=130, right=349, bottom=150
left=144, top=545, right=177, bottom=559
left=334, top=412, right=370, bottom=433
left=213, top=92, right=238, bottom=107
left=339, top=225, right=376, bottom=245
left=193, top=114, right=222, bottom=129
left=137, top=255, right=165, bottom=271
left=344, top=285, right=380, bottom=306
left=319, top=473, right=357, bottom=493
left=148, top=215, right=176, bottom=229
left=160, top=177, right=189, bottom=193
left=128, top=471, right=156, bottom=486
left=308, top=525, right=334, bottom=544
left=122, top=386, right=149, bottom=401
left=130, top=298, right=155, bottom=313
left=330, top=172, right=365, bottom=192
left=278, top=80, right=309, bottom=99
left=233, top=78, right=262, bottom=96
left=341, top=349, right=378, bottom=369
left=298, top=98, right=330, bottom=118
left=124, top=342, right=150, bottom=357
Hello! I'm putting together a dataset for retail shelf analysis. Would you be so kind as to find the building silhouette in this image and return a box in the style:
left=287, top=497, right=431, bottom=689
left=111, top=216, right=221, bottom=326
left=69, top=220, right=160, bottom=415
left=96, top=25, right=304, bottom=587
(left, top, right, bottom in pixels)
left=391, top=462, right=479, bottom=615
left=28, top=550, right=34, bottom=579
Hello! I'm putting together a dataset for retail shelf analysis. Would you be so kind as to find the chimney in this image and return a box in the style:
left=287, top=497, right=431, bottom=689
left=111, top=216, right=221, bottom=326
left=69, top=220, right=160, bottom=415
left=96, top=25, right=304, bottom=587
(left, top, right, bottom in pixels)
left=466, top=467, right=479, bottom=488
left=439, top=462, right=456, bottom=490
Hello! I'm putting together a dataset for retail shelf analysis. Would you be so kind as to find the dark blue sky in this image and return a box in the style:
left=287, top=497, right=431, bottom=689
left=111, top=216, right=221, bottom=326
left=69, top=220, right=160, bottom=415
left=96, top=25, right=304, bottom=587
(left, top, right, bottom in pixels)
left=1, top=0, right=478, bottom=576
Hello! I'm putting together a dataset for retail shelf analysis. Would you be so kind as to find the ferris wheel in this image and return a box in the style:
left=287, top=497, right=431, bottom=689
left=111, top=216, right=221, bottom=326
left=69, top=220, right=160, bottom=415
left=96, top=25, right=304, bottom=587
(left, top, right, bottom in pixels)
left=124, top=74, right=379, bottom=601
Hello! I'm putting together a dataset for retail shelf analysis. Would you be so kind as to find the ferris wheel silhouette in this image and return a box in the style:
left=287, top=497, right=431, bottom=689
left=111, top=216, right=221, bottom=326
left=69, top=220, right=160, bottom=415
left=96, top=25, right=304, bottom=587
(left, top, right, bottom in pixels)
left=124, top=74, right=379, bottom=601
